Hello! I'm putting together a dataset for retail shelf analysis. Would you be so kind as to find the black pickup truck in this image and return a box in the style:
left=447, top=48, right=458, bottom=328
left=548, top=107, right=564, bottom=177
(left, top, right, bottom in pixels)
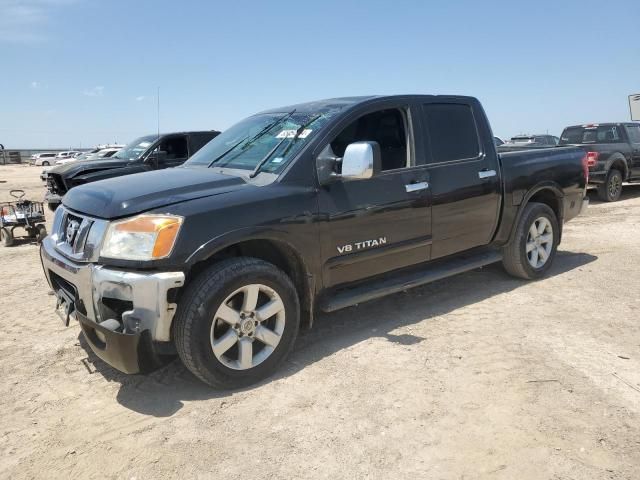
left=40, top=95, right=588, bottom=388
left=44, top=131, right=219, bottom=210
left=559, top=123, right=640, bottom=201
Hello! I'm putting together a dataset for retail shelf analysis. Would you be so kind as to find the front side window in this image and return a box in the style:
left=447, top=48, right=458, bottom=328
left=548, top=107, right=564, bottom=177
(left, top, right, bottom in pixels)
left=328, top=108, right=410, bottom=172
left=423, top=104, right=480, bottom=162
left=157, top=136, right=188, bottom=160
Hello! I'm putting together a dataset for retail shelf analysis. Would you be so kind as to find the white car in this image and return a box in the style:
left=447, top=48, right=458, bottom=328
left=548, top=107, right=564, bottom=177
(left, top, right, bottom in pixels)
left=31, top=152, right=58, bottom=166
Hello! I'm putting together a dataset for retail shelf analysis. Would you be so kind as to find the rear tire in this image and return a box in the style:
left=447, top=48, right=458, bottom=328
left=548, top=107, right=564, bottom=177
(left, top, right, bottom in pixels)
left=597, top=169, right=623, bottom=202
left=42, top=161, right=50, bottom=166
left=502, top=202, right=559, bottom=280
left=173, top=257, right=300, bottom=389
left=1, top=227, right=14, bottom=247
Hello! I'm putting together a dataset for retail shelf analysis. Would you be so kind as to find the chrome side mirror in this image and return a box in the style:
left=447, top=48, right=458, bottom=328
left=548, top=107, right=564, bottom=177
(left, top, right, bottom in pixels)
left=340, top=141, right=380, bottom=181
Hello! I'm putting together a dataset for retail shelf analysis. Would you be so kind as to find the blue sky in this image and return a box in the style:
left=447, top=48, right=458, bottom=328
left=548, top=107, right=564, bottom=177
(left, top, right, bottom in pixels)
left=1, top=0, right=638, bottom=148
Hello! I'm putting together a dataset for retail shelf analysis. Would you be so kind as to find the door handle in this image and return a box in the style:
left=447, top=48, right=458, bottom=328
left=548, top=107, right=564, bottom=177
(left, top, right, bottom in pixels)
left=478, top=169, right=497, bottom=179
left=405, top=182, right=429, bottom=193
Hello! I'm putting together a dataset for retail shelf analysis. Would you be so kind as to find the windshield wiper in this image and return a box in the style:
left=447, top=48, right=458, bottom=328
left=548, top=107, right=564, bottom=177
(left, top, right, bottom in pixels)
left=209, top=109, right=296, bottom=168
left=207, top=136, right=247, bottom=167
left=249, top=114, right=322, bottom=178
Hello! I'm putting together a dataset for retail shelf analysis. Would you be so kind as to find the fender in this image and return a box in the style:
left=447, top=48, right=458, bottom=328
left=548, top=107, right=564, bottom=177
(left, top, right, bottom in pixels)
left=603, top=153, right=629, bottom=180
left=506, top=182, right=565, bottom=245
left=185, top=225, right=318, bottom=327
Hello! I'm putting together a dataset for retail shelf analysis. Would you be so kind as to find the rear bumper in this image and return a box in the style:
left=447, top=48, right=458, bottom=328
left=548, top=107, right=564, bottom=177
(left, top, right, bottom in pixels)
left=588, top=170, right=607, bottom=184
left=40, top=236, right=185, bottom=374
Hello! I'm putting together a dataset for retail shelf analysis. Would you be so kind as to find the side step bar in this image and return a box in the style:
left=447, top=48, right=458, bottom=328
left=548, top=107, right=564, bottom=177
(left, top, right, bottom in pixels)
left=320, top=250, right=503, bottom=313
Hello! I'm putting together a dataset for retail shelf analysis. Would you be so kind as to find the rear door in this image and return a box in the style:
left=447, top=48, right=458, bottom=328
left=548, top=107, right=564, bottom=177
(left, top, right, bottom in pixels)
left=625, top=124, right=640, bottom=178
left=421, top=100, right=501, bottom=259
left=317, top=101, right=432, bottom=287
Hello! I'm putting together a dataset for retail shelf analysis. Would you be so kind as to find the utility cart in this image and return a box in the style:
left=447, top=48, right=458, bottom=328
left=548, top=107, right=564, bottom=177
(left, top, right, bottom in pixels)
left=1, top=190, right=47, bottom=246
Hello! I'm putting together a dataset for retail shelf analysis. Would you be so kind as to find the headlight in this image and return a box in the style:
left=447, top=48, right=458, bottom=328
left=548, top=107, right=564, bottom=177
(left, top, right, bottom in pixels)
left=100, top=214, right=183, bottom=260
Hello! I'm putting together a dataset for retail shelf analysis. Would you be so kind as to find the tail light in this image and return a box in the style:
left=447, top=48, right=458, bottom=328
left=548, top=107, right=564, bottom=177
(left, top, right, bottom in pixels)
left=586, top=151, right=599, bottom=168
left=581, top=155, right=589, bottom=184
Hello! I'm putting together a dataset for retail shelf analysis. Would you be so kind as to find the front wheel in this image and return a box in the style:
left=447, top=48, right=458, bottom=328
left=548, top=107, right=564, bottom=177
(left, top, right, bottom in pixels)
left=173, top=258, right=300, bottom=388
left=47, top=202, right=59, bottom=212
left=597, top=169, right=623, bottom=202
left=502, top=202, right=559, bottom=280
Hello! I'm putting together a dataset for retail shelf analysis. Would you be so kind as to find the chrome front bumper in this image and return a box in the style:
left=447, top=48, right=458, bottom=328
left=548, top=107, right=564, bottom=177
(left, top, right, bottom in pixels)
left=40, top=236, right=185, bottom=342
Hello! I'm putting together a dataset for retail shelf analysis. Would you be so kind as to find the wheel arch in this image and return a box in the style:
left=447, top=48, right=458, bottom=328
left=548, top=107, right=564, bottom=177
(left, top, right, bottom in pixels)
left=606, top=153, right=628, bottom=180
left=509, top=184, right=564, bottom=245
left=185, top=232, right=315, bottom=329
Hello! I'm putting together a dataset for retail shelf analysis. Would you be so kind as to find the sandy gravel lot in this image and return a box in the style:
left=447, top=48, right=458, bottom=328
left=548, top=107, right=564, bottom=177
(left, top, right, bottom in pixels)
left=0, top=164, right=639, bottom=479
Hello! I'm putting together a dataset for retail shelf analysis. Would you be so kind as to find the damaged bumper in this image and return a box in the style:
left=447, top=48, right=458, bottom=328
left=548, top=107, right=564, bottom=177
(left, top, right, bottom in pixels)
left=40, top=236, right=185, bottom=373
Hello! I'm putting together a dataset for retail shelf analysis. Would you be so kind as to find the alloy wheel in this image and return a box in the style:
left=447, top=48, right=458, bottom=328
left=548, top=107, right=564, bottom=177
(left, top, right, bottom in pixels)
left=526, top=217, right=553, bottom=269
left=210, top=284, right=285, bottom=370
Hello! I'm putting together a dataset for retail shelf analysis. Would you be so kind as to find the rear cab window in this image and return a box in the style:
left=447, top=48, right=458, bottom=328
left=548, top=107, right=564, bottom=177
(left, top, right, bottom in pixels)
left=560, top=125, right=624, bottom=144
left=422, top=103, right=480, bottom=163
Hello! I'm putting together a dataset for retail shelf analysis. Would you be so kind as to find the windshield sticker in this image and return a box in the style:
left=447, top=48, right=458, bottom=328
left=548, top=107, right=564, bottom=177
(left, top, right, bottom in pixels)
left=276, top=129, right=313, bottom=139
left=138, top=142, right=152, bottom=147
left=271, top=157, right=284, bottom=164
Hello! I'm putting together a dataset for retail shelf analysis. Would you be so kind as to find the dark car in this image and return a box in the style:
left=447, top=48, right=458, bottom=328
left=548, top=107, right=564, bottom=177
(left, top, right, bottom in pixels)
left=44, top=131, right=219, bottom=210
left=559, top=123, right=640, bottom=201
left=40, top=95, right=588, bottom=388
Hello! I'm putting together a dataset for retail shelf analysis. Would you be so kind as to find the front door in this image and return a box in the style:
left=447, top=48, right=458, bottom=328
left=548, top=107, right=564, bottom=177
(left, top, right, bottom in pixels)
left=625, top=124, right=640, bottom=178
left=421, top=100, right=502, bottom=259
left=317, top=104, right=432, bottom=288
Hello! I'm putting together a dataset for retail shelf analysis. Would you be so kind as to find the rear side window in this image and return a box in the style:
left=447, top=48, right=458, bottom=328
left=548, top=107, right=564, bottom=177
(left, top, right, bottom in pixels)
left=423, top=104, right=480, bottom=162
left=626, top=125, right=640, bottom=143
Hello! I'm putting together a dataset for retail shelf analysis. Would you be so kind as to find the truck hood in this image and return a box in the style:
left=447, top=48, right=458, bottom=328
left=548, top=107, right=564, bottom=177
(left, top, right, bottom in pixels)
left=50, top=157, right=133, bottom=178
left=63, top=167, right=248, bottom=219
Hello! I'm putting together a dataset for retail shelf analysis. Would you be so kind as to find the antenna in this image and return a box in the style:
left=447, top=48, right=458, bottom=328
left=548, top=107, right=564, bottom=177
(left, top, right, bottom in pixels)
left=157, top=87, right=160, bottom=140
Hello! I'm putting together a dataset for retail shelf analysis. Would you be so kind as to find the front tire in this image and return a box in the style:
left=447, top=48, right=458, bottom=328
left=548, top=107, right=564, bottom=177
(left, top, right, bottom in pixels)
left=173, top=257, right=300, bottom=388
left=597, top=169, right=623, bottom=202
left=502, top=202, right=559, bottom=280
left=47, top=202, right=59, bottom=212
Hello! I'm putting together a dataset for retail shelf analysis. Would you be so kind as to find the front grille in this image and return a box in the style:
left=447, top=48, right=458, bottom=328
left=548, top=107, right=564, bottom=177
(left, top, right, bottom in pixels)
left=52, top=206, right=109, bottom=262
left=47, top=174, right=67, bottom=195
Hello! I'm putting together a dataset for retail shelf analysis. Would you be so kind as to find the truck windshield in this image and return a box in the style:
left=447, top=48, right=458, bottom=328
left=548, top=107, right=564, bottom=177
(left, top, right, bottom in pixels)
left=559, top=126, right=623, bottom=144
left=112, top=135, right=157, bottom=160
left=186, top=112, right=333, bottom=173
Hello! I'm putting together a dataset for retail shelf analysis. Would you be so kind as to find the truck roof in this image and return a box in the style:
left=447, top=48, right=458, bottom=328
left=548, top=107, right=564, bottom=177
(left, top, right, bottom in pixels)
left=563, top=122, right=639, bottom=129
left=258, top=95, right=480, bottom=115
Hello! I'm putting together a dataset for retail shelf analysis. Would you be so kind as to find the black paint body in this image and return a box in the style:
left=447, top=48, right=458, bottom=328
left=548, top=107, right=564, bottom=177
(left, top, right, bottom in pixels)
left=62, top=95, right=587, bottom=321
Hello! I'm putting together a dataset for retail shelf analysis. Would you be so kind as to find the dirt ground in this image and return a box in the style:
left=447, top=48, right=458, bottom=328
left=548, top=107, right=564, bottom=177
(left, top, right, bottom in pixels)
left=0, top=164, right=639, bottom=480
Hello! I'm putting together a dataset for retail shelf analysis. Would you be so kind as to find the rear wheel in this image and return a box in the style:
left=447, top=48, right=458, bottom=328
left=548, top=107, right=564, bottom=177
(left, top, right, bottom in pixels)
left=174, top=257, right=300, bottom=388
left=502, top=202, right=559, bottom=280
left=597, top=169, right=623, bottom=202
left=1, top=227, right=14, bottom=247
left=42, top=161, right=50, bottom=166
